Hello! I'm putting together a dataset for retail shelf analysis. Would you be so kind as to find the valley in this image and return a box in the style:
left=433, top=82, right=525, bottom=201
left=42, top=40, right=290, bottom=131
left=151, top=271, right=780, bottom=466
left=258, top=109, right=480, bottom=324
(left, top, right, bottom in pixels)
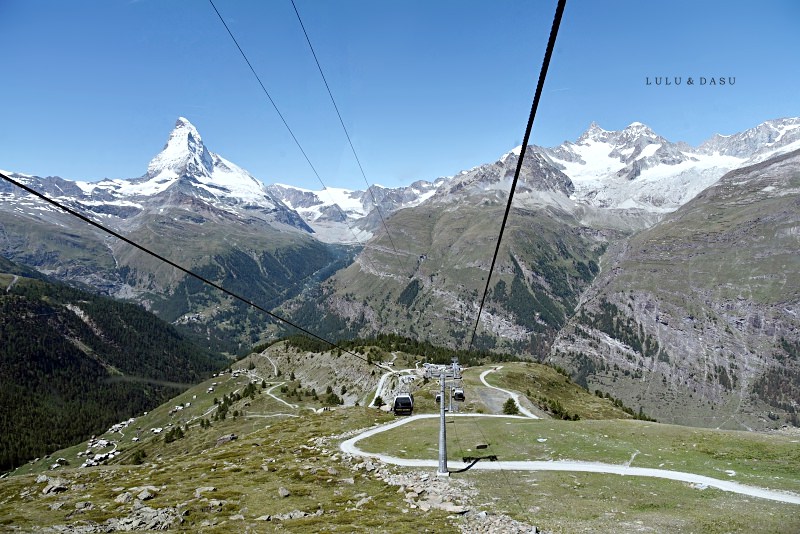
left=1, top=115, right=799, bottom=530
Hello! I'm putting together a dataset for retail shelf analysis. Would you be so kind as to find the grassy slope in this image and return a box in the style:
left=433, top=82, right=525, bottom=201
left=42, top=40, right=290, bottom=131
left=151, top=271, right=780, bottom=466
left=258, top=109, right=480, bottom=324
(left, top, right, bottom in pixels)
left=2, top=349, right=798, bottom=533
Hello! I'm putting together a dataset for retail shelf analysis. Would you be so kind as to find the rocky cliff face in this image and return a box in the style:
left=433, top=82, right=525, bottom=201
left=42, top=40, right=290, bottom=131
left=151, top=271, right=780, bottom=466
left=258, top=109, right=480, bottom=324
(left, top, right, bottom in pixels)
left=549, top=149, right=800, bottom=430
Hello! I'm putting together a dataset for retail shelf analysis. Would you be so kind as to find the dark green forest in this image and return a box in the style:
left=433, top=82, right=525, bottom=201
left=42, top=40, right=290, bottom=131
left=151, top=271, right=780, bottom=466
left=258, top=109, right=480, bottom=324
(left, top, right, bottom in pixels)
left=274, top=332, right=520, bottom=368
left=0, top=273, right=227, bottom=472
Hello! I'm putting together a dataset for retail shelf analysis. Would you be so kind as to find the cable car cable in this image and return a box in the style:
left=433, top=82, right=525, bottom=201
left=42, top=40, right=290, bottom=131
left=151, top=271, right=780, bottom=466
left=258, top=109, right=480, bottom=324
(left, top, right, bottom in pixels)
left=456, top=1, right=567, bottom=517
left=0, top=171, right=384, bottom=371
left=207, top=0, right=380, bottom=274
left=289, top=0, right=410, bottom=276
left=467, top=0, right=567, bottom=351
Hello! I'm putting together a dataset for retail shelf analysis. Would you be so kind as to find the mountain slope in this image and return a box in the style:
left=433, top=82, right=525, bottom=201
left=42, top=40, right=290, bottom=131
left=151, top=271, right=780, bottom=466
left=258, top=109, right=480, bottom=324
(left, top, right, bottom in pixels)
left=280, top=124, right=799, bottom=357
left=549, top=149, right=800, bottom=430
left=281, top=153, right=618, bottom=356
left=0, top=261, right=228, bottom=471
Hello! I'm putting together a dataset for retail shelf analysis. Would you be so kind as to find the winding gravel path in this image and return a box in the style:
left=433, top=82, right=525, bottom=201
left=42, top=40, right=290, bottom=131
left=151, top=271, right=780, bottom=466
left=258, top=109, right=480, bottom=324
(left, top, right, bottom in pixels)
left=371, top=366, right=415, bottom=408
left=479, top=367, right=539, bottom=418
left=6, top=275, right=19, bottom=292
left=340, top=414, right=800, bottom=505
left=265, top=382, right=298, bottom=409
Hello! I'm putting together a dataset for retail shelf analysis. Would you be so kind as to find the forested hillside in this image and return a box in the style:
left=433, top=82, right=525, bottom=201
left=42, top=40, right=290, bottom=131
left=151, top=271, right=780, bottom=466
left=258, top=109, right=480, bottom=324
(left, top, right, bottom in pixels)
left=0, top=268, right=228, bottom=471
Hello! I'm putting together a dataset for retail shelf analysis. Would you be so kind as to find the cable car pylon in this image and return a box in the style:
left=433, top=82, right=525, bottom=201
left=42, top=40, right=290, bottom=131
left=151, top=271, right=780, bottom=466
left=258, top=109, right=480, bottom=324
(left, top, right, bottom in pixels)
left=436, top=356, right=462, bottom=477
left=437, top=365, right=448, bottom=476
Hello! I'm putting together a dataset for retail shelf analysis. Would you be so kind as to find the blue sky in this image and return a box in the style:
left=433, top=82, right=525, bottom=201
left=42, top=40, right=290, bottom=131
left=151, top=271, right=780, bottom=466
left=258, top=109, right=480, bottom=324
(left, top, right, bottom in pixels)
left=1, top=0, right=798, bottom=190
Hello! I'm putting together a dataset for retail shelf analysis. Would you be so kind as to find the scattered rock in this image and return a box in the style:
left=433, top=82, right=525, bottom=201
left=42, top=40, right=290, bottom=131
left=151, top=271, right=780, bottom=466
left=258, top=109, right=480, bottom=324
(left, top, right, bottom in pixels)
left=230, top=514, right=244, bottom=520
left=440, top=501, right=469, bottom=514
left=110, top=504, right=181, bottom=531
left=278, top=486, right=291, bottom=498
left=216, top=433, right=238, bottom=446
left=194, top=486, right=216, bottom=499
left=137, top=488, right=157, bottom=501
left=74, top=501, right=93, bottom=512
left=42, top=479, right=68, bottom=494
left=206, top=499, right=226, bottom=512
left=459, top=509, right=539, bottom=533
left=36, top=474, right=49, bottom=484
left=114, top=492, right=133, bottom=504
left=274, top=509, right=308, bottom=520
left=256, top=515, right=272, bottom=521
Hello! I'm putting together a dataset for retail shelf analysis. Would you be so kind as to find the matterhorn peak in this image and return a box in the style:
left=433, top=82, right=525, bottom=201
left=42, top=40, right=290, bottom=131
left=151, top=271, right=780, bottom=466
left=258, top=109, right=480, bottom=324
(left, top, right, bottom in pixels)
left=146, top=117, right=214, bottom=178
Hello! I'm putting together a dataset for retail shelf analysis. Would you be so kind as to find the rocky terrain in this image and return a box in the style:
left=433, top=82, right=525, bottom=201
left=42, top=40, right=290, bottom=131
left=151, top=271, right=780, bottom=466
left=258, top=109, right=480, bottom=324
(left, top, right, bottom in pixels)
left=549, top=149, right=800, bottom=430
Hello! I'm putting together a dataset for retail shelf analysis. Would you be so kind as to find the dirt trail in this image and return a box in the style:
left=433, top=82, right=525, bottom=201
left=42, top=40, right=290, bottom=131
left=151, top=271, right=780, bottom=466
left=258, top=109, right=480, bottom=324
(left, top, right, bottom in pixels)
left=479, top=367, right=539, bottom=418
left=340, top=414, right=800, bottom=505
left=6, top=275, right=19, bottom=292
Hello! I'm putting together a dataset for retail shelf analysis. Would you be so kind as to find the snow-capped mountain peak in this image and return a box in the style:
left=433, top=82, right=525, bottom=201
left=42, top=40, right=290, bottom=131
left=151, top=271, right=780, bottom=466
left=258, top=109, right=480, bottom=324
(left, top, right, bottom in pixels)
left=105, top=117, right=278, bottom=208
left=2, top=118, right=314, bottom=233
left=576, top=121, right=608, bottom=143
left=698, top=117, right=800, bottom=161
left=624, top=121, right=649, bottom=131
left=146, top=117, right=213, bottom=179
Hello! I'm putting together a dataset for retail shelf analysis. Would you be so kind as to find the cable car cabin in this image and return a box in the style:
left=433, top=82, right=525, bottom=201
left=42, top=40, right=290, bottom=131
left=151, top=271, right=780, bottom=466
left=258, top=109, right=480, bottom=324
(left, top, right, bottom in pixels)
left=453, top=388, right=465, bottom=401
left=392, top=393, right=414, bottom=416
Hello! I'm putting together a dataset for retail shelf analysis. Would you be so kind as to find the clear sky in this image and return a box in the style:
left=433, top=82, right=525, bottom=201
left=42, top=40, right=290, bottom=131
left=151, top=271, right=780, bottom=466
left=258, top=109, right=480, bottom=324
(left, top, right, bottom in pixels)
left=1, top=0, right=798, bottom=190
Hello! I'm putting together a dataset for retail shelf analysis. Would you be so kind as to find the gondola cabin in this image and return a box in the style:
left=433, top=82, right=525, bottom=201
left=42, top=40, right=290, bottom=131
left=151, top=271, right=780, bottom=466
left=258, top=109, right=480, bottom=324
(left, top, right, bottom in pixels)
left=453, top=388, right=465, bottom=401
left=392, top=393, right=414, bottom=416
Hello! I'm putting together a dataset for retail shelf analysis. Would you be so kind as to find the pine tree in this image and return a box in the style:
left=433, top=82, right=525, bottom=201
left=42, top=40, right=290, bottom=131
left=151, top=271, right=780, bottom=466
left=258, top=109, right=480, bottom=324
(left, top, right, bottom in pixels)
left=503, top=398, right=519, bottom=415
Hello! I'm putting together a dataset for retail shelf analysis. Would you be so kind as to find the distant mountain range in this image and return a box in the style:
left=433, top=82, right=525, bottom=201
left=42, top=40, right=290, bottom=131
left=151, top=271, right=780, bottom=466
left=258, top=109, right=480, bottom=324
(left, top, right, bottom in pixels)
left=550, top=148, right=800, bottom=430
left=0, top=118, right=351, bottom=352
left=3, top=116, right=798, bottom=243
left=267, top=116, right=800, bottom=237
left=1, top=116, right=798, bottom=429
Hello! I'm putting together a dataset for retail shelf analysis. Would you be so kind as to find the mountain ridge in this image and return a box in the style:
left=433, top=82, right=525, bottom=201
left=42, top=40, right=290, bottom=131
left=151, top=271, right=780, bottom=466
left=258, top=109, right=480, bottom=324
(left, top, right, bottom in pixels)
left=264, top=116, right=800, bottom=240
left=4, top=116, right=798, bottom=243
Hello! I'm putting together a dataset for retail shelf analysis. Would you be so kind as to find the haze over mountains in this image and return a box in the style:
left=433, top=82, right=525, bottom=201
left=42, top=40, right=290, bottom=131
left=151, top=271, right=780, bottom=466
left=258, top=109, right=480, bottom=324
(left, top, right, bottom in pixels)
left=1, top=115, right=798, bottom=429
